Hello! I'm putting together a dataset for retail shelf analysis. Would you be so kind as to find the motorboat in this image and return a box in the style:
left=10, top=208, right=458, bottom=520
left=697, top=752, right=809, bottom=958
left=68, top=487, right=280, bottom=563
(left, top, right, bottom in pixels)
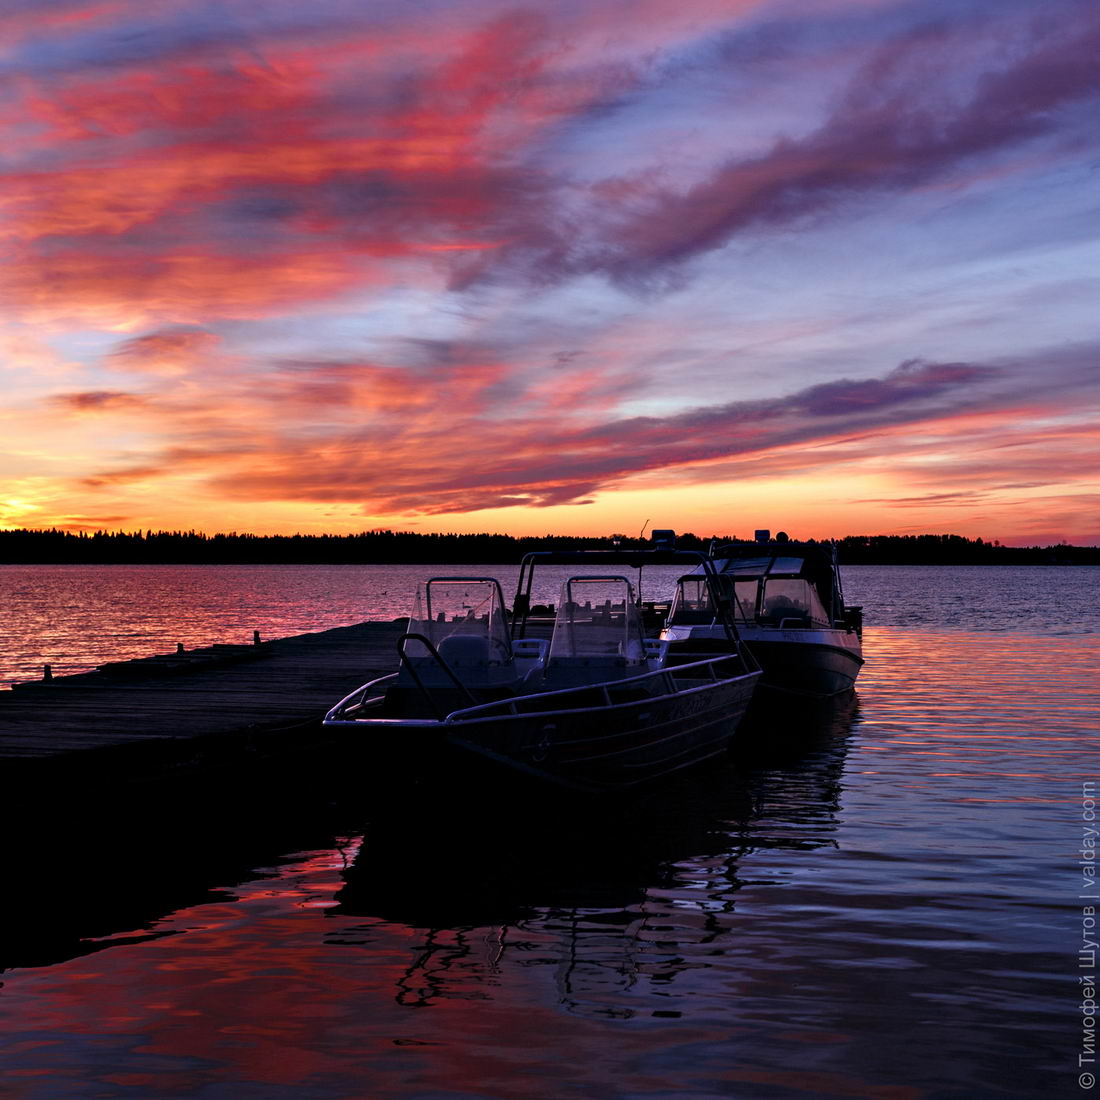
left=325, top=560, right=761, bottom=793
left=661, top=532, right=863, bottom=699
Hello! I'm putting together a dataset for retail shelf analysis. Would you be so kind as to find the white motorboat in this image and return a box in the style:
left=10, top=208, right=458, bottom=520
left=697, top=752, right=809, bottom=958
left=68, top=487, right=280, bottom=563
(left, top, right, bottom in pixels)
left=661, top=533, right=863, bottom=699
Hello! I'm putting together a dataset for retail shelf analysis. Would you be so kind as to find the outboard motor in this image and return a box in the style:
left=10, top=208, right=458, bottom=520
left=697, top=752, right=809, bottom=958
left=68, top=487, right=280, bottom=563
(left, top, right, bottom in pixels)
left=844, top=605, right=864, bottom=639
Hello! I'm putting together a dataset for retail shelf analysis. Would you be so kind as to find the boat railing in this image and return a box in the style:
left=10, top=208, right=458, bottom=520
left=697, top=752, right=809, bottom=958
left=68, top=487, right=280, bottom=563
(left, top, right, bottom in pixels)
left=443, top=652, right=743, bottom=723
left=325, top=671, right=397, bottom=721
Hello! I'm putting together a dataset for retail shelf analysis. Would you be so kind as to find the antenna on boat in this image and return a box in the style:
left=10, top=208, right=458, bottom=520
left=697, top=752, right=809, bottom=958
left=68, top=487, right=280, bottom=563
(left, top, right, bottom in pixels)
left=636, top=520, right=652, bottom=607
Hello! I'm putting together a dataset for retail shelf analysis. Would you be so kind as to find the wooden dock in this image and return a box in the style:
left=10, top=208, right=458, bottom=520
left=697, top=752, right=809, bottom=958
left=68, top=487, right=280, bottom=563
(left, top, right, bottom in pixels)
left=0, top=621, right=410, bottom=968
left=0, top=621, right=404, bottom=789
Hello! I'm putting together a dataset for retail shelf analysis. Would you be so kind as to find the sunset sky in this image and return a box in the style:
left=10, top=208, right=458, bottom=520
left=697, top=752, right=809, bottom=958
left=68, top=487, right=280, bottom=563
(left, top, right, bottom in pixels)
left=1, top=0, right=1098, bottom=544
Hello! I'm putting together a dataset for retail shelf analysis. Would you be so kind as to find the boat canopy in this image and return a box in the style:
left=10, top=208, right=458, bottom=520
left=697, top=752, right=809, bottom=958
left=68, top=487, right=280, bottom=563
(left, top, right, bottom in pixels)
left=405, top=578, right=513, bottom=665
left=716, top=555, right=806, bottom=577
left=708, top=540, right=845, bottom=624
left=548, top=576, right=647, bottom=665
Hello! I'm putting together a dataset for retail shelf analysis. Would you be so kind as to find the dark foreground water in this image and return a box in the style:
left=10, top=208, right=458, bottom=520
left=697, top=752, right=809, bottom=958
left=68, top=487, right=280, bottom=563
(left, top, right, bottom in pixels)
left=0, top=566, right=1097, bottom=1098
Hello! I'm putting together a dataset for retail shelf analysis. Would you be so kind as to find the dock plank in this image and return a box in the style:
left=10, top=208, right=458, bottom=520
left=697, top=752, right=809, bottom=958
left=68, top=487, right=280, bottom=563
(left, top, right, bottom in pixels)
left=0, top=621, right=404, bottom=764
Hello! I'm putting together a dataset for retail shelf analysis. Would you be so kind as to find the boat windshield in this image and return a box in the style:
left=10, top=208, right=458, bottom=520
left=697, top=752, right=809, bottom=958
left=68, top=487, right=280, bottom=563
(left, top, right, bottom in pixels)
left=406, top=578, right=513, bottom=663
left=668, top=575, right=756, bottom=625
left=760, top=577, right=830, bottom=627
left=548, top=576, right=646, bottom=662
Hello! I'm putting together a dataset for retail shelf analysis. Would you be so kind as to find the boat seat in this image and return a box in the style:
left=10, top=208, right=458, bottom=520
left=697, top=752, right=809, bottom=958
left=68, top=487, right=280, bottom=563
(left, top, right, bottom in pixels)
left=513, top=637, right=549, bottom=662
left=544, top=655, right=647, bottom=688
left=777, top=615, right=811, bottom=628
left=671, top=609, right=716, bottom=625
left=400, top=633, right=520, bottom=692
left=437, top=633, right=493, bottom=667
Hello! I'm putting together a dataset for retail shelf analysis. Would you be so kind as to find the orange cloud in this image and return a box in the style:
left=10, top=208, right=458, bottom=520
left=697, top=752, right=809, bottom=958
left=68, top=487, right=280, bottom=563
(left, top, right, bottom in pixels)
left=266, top=360, right=512, bottom=417
left=50, top=390, right=150, bottom=412
left=108, top=327, right=219, bottom=375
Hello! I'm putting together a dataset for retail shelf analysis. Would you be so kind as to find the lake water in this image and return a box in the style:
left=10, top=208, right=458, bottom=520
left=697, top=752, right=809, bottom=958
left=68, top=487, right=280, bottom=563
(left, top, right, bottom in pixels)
left=1, top=562, right=1095, bottom=687
left=0, top=564, right=1097, bottom=1097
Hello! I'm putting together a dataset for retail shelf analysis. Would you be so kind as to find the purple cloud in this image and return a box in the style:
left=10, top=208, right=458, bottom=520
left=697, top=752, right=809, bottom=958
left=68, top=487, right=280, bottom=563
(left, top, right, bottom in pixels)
left=483, top=8, right=1100, bottom=286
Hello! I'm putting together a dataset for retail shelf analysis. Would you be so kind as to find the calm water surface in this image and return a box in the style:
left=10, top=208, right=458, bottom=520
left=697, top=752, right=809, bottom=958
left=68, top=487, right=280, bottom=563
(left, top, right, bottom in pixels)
left=0, top=565, right=1097, bottom=1097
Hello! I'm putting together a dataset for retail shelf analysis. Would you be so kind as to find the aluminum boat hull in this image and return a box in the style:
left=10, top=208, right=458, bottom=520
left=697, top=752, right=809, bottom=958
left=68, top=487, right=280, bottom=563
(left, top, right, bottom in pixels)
left=326, top=657, right=761, bottom=794
left=446, top=671, right=760, bottom=793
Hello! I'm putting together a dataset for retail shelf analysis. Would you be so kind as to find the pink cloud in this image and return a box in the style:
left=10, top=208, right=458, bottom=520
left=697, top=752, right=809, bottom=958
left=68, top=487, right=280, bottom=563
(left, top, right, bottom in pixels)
left=0, top=13, right=586, bottom=323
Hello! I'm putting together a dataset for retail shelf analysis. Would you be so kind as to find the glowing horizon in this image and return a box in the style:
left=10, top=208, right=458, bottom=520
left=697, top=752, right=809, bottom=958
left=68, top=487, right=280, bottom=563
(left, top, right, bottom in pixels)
left=2, top=0, right=1098, bottom=546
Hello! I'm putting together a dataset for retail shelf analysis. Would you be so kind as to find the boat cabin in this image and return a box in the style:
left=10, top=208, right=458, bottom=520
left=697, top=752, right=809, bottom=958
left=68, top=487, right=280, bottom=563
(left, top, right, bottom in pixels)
left=668, top=544, right=841, bottom=631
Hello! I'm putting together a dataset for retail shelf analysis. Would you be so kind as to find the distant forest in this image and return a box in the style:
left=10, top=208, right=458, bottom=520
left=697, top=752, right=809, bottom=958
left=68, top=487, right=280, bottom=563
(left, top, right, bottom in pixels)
left=0, top=528, right=1096, bottom=565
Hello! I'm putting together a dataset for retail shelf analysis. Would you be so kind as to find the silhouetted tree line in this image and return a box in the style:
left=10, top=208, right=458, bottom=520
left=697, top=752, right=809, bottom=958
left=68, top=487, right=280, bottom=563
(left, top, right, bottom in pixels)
left=0, top=528, right=672, bottom=564
left=832, top=533, right=1098, bottom=565
left=0, top=528, right=1095, bottom=564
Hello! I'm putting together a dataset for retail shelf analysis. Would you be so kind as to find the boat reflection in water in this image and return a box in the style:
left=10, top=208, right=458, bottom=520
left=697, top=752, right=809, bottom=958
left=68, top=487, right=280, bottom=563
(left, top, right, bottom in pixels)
left=328, top=693, right=858, bottom=1019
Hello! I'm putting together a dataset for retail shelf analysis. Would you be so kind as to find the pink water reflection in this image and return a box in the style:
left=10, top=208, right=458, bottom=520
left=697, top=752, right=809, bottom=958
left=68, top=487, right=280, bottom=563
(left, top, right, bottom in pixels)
left=0, top=596, right=1095, bottom=1096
